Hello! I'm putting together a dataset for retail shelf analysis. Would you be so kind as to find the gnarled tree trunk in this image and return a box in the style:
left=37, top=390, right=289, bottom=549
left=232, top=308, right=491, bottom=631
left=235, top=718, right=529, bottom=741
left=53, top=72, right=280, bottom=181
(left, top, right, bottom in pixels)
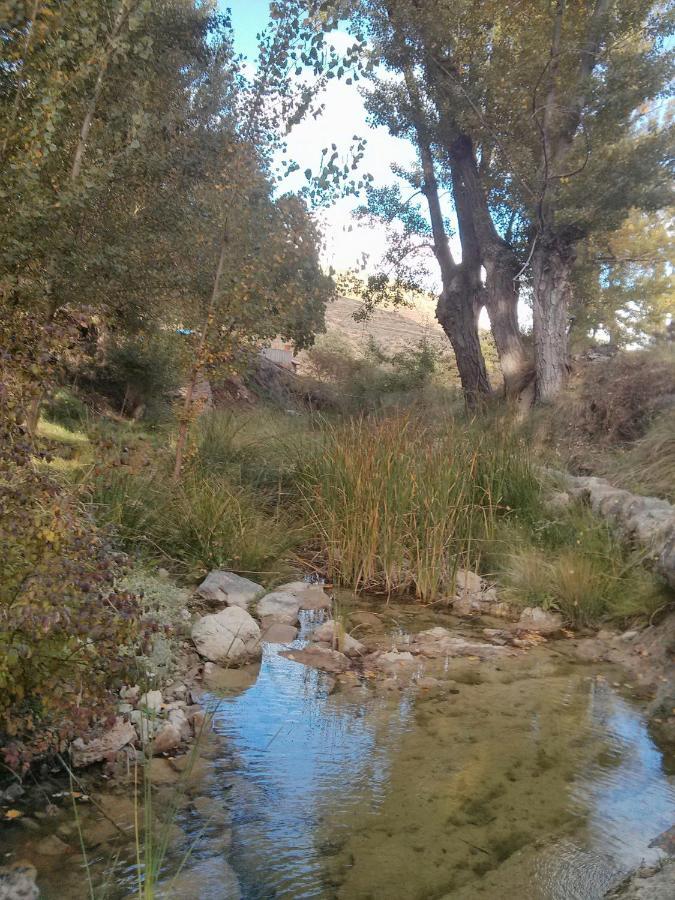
left=532, top=233, right=575, bottom=403
left=437, top=272, right=491, bottom=405
left=405, top=71, right=491, bottom=406
left=449, top=135, right=531, bottom=397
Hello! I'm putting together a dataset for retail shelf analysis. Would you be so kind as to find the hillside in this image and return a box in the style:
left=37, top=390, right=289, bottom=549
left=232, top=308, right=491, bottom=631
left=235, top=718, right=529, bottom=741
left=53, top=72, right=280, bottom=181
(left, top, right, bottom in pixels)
left=319, top=294, right=448, bottom=355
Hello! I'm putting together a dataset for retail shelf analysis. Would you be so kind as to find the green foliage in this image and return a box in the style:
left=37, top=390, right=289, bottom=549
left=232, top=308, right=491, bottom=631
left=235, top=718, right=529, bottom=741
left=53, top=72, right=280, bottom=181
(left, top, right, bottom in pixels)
left=491, top=504, right=665, bottom=627
left=43, top=388, right=89, bottom=430
left=608, top=411, right=675, bottom=503
left=91, top=333, right=187, bottom=421
left=89, top=458, right=301, bottom=579
left=0, top=429, right=144, bottom=766
left=306, top=334, right=455, bottom=412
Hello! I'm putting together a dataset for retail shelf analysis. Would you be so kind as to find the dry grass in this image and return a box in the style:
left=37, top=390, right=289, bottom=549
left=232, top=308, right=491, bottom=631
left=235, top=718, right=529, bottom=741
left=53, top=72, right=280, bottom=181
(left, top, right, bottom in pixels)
left=300, top=415, right=540, bottom=600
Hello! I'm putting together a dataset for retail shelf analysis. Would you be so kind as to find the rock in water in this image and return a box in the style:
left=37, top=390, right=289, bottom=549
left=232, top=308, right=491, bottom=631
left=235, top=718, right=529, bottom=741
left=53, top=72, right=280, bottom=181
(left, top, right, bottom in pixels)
left=309, top=620, right=365, bottom=656
left=256, top=591, right=302, bottom=624
left=159, top=857, right=241, bottom=899
left=70, top=717, right=137, bottom=767
left=409, top=627, right=515, bottom=659
left=196, top=571, right=263, bottom=609
left=260, top=622, right=298, bottom=644
left=281, top=647, right=351, bottom=674
left=517, top=607, right=563, bottom=635
left=0, top=863, right=39, bottom=900
left=192, top=608, right=261, bottom=665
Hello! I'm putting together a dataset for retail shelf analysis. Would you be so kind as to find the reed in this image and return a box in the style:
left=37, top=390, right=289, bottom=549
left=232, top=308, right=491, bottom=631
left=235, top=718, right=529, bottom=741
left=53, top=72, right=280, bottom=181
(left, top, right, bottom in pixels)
left=301, top=415, right=536, bottom=601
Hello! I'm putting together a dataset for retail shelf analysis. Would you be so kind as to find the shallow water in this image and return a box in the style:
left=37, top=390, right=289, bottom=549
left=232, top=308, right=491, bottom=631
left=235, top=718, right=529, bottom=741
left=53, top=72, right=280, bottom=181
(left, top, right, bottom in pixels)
left=205, top=606, right=674, bottom=899
left=3, top=603, right=673, bottom=899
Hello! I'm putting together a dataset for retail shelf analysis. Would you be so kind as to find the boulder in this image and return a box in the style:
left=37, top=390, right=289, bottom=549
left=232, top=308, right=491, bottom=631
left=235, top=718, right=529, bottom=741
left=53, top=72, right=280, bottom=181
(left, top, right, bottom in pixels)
left=310, top=621, right=365, bottom=657
left=517, top=607, right=563, bottom=635
left=168, top=707, right=192, bottom=741
left=70, top=718, right=137, bottom=768
left=159, top=857, right=241, bottom=900
left=256, top=591, right=301, bottom=625
left=196, top=571, right=263, bottom=609
left=281, top=646, right=351, bottom=674
left=138, top=690, right=163, bottom=713
left=152, top=722, right=182, bottom=755
left=455, top=569, right=483, bottom=596
left=274, top=580, right=332, bottom=611
left=260, top=622, right=298, bottom=644
left=192, top=607, right=261, bottom=665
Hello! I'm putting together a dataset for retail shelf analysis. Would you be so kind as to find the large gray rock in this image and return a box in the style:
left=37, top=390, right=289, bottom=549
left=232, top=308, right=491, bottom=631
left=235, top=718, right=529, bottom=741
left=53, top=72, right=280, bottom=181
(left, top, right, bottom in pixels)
left=562, top=473, right=675, bottom=589
left=196, top=571, right=263, bottom=609
left=274, top=580, right=332, bottom=610
left=0, top=863, right=39, bottom=900
left=604, top=861, right=675, bottom=899
left=192, top=607, right=261, bottom=665
left=518, top=607, right=563, bottom=635
left=70, top=717, right=137, bottom=768
left=256, top=590, right=301, bottom=624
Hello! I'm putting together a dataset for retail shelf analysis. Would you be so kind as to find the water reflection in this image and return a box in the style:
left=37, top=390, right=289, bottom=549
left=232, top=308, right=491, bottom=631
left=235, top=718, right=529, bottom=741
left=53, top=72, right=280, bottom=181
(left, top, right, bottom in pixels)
left=208, top=612, right=414, bottom=898
left=207, top=614, right=674, bottom=900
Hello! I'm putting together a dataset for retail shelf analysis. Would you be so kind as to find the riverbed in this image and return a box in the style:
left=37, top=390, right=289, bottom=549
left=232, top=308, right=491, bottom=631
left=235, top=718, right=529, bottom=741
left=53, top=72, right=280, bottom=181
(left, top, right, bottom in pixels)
left=2, top=601, right=674, bottom=899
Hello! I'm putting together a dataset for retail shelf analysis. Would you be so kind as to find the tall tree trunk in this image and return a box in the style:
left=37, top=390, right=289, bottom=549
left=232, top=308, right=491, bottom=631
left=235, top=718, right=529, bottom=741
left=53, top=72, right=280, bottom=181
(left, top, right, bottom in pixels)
left=532, top=233, right=575, bottom=403
left=449, top=135, right=531, bottom=396
left=404, top=70, right=491, bottom=405
left=437, top=274, right=492, bottom=405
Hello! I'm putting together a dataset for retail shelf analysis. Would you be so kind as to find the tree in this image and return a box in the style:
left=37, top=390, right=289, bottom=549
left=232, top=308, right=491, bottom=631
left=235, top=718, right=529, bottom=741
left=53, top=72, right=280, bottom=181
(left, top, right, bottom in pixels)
left=345, top=0, right=672, bottom=402
left=572, top=208, right=674, bottom=348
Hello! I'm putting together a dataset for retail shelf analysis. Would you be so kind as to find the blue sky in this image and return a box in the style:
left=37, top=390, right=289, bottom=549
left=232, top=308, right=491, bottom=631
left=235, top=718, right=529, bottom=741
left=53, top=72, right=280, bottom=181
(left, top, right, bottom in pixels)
left=223, top=1, right=441, bottom=285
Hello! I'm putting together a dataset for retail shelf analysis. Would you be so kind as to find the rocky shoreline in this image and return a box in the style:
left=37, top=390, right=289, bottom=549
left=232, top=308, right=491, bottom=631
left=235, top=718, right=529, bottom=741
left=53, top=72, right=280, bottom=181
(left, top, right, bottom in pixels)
left=1, top=563, right=673, bottom=898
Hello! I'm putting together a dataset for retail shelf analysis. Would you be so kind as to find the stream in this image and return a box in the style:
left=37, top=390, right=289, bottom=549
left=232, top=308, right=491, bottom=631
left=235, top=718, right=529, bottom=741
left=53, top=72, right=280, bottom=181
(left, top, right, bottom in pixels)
left=2, top=601, right=674, bottom=899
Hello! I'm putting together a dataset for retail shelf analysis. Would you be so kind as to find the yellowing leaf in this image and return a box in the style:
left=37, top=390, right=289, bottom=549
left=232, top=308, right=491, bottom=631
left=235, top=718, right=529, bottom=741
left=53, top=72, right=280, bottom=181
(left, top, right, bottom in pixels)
left=4, top=809, right=23, bottom=819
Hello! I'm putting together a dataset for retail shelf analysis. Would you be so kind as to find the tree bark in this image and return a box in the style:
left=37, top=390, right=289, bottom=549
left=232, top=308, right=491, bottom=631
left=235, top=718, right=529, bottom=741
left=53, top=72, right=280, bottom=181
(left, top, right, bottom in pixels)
left=532, top=232, right=575, bottom=403
left=403, top=70, right=491, bottom=405
left=437, top=272, right=492, bottom=405
left=449, top=135, right=531, bottom=396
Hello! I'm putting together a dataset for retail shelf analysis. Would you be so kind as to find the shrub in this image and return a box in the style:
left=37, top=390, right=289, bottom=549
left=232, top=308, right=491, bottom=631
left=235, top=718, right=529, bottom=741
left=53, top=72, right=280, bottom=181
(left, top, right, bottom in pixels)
left=43, top=388, right=89, bottom=430
left=0, top=429, right=144, bottom=766
left=492, top=504, right=666, bottom=627
left=89, top=333, right=187, bottom=421
left=608, top=411, right=675, bottom=502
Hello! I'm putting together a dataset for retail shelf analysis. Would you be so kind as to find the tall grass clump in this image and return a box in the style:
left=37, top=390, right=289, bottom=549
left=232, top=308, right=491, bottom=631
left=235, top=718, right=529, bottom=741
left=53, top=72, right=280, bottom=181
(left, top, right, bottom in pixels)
left=489, top=503, right=667, bottom=627
left=301, top=415, right=538, bottom=600
left=89, top=465, right=300, bottom=579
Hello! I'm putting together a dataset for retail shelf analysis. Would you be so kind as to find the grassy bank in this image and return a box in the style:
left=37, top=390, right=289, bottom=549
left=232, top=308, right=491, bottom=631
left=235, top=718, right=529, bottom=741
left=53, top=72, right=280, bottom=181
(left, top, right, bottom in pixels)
left=39, top=397, right=670, bottom=628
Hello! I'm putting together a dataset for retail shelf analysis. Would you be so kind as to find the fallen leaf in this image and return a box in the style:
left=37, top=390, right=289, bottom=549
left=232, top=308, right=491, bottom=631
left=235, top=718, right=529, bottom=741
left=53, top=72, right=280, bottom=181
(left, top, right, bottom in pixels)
left=4, top=809, right=23, bottom=820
